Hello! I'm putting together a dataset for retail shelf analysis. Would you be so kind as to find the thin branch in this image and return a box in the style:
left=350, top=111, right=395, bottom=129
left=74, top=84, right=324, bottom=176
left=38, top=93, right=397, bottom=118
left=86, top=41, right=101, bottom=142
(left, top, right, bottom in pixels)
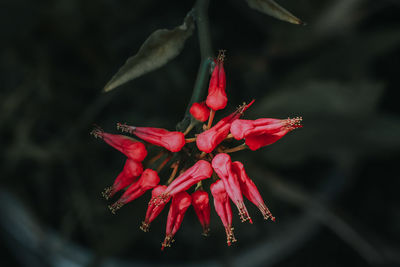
left=177, top=0, right=213, bottom=131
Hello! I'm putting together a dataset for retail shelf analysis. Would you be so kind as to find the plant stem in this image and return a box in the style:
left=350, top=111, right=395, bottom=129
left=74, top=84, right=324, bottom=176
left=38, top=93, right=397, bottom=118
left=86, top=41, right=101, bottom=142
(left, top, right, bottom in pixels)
left=206, top=109, right=215, bottom=129
left=177, top=0, right=213, bottom=131
left=195, top=0, right=213, bottom=60
left=221, top=143, right=248, bottom=153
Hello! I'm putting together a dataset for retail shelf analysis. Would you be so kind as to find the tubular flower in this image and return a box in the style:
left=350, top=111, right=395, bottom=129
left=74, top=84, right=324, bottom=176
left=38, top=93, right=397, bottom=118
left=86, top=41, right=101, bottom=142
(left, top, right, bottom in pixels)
left=190, top=102, right=210, bottom=122
left=117, top=123, right=185, bottom=152
left=196, top=100, right=255, bottom=153
left=91, top=128, right=147, bottom=162
left=109, top=169, right=160, bottom=214
left=192, top=190, right=211, bottom=236
left=230, top=117, right=303, bottom=150
left=212, top=153, right=252, bottom=223
left=102, top=158, right=143, bottom=200
left=93, top=49, right=303, bottom=249
left=210, top=180, right=236, bottom=246
left=157, top=160, right=213, bottom=203
left=232, top=161, right=275, bottom=221
left=140, top=185, right=171, bottom=232
left=161, top=191, right=192, bottom=250
left=206, top=51, right=227, bottom=111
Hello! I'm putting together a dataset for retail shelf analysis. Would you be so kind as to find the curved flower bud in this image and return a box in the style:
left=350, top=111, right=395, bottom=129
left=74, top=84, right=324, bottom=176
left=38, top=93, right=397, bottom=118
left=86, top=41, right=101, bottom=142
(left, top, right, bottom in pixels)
left=109, top=169, right=160, bottom=214
left=190, top=102, right=210, bottom=122
left=206, top=51, right=227, bottom=111
left=91, top=128, right=147, bottom=162
left=117, top=123, right=185, bottom=152
left=140, top=185, right=171, bottom=232
left=232, top=161, right=275, bottom=221
left=230, top=117, right=303, bottom=150
left=212, top=153, right=252, bottom=223
left=157, top=160, right=212, bottom=204
left=192, top=190, right=211, bottom=236
left=161, top=191, right=191, bottom=250
left=196, top=100, right=255, bottom=153
left=210, top=180, right=236, bottom=246
left=102, top=158, right=143, bottom=200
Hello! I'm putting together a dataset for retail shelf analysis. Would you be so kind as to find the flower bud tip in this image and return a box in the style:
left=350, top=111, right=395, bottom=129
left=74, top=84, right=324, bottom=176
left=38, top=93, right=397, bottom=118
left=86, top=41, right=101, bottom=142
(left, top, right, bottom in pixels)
left=108, top=201, right=124, bottom=214
left=140, top=221, right=150, bottom=232
left=116, top=122, right=136, bottom=134
left=101, top=186, right=113, bottom=200
left=90, top=127, right=104, bottom=139
left=161, top=235, right=174, bottom=251
left=284, top=117, right=303, bottom=131
left=202, top=227, right=210, bottom=237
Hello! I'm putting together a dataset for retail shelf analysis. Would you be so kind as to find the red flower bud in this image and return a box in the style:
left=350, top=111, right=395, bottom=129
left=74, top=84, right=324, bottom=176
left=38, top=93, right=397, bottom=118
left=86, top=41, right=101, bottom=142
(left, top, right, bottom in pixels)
left=206, top=52, right=227, bottom=111
left=161, top=191, right=191, bottom=250
left=210, top=180, right=236, bottom=246
left=212, top=153, right=252, bottom=223
left=196, top=100, right=255, bottom=153
left=117, top=123, right=185, bottom=152
left=190, top=102, right=210, bottom=122
left=140, top=185, right=171, bottom=232
left=230, top=117, right=303, bottom=150
left=109, top=169, right=160, bottom=213
left=192, top=190, right=211, bottom=236
left=232, top=161, right=275, bottom=221
left=91, top=128, right=147, bottom=162
left=102, top=158, right=143, bottom=200
left=157, top=160, right=212, bottom=203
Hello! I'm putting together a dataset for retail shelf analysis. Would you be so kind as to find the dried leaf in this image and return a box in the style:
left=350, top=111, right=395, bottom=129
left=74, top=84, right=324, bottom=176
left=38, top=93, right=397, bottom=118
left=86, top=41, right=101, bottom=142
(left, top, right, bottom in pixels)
left=104, top=13, right=195, bottom=92
left=245, top=0, right=304, bottom=25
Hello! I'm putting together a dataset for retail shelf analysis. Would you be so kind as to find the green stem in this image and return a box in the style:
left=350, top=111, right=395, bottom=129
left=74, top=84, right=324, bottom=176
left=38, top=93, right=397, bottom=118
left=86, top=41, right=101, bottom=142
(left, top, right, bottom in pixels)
left=177, top=0, right=213, bottom=131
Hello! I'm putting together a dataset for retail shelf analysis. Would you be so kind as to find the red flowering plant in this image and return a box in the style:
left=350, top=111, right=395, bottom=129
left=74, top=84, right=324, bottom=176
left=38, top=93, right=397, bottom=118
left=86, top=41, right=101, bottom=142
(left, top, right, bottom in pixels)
left=91, top=48, right=302, bottom=250
left=90, top=0, right=307, bottom=251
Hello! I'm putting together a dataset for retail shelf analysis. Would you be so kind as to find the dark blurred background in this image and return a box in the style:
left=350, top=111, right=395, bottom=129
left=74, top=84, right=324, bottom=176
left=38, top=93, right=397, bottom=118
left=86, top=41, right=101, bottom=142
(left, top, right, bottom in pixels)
left=1, top=0, right=400, bottom=266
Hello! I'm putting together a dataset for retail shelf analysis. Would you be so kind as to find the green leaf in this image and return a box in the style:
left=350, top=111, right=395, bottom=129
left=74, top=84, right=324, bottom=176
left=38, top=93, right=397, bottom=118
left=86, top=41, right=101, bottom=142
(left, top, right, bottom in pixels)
left=245, top=0, right=305, bottom=25
left=103, top=12, right=195, bottom=92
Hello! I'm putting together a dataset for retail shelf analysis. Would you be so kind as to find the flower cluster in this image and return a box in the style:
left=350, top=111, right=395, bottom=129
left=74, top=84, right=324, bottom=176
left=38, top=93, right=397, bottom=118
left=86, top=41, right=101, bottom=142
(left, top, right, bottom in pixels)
left=91, top=50, right=302, bottom=250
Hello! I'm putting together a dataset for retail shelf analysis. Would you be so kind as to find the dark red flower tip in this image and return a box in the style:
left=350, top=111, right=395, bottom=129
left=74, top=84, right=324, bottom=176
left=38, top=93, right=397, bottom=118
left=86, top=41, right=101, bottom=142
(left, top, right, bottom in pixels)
left=212, top=153, right=252, bottom=223
left=192, top=190, right=211, bottom=236
left=210, top=180, right=236, bottom=246
left=157, top=160, right=212, bottom=203
left=161, top=191, right=192, bottom=251
left=230, top=117, right=303, bottom=150
left=232, top=161, right=275, bottom=221
left=190, top=102, right=210, bottom=122
left=91, top=128, right=147, bottom=162
left=116, top=123, right=186, bottom=152
left=206, top=51, right=227, bottom=111
left=196, top=101, right=255, bottom=153
left=102, top=158, right=143, bottom=200
left=109, top=169, right=160, bottom=214
left=141, top=185, right=171, bottom=232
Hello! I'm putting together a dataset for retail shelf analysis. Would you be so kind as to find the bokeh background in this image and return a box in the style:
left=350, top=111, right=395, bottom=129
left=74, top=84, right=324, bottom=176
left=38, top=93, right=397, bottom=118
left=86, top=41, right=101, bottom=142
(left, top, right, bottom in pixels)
left=1, top=0, right=400, bottom=266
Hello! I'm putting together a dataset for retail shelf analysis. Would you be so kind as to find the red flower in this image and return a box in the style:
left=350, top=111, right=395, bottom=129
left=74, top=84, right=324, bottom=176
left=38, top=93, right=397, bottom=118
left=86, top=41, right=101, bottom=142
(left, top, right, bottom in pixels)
left=206, top=52, right=227, bottom=111
left=196, top=100, right=255, bottom=153
left=93, top=49, right=303, bottom=249
left=141, top=185, right=171, bottom=232
left=230, top=117, right=302, bottom=150
left=102, top=158, right=143, bottom=200
left=117, top=123, right=185, bottom=152
left=210, top=180, right=236, bottom=246
left=190, top=102, right=210, bottom=122
left=157, top=160, right=212, bottom=203
left=232, top=161, right=275, bottom=221
left=109, top=169, right=160, bottom=213
left=161, top=191, right=192, bottom=250
left=192, top=190, right=211, bottom=236
left=91, top=128, right=147, bottom=162
left=212, top=153, right=252, bottom=223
